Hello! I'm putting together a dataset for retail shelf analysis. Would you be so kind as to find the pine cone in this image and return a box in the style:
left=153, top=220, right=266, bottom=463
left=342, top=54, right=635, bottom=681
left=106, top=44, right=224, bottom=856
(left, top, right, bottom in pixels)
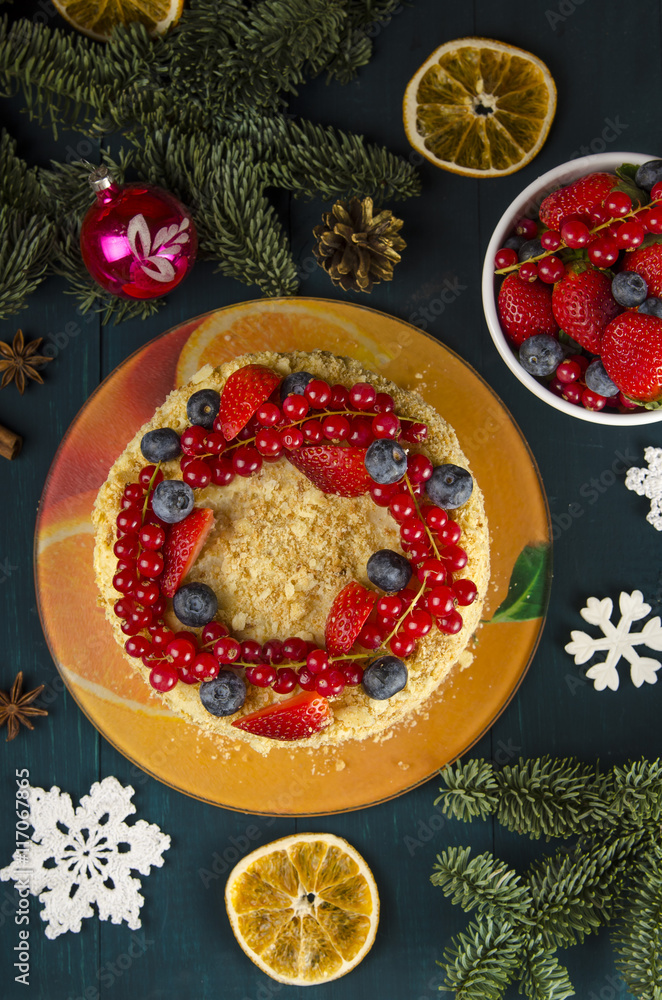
left=312, top=197, right=406, bottom=293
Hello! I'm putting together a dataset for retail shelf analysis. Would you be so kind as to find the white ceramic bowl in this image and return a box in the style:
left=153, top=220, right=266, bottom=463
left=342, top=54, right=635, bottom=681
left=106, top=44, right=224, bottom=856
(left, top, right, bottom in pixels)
left=482, top=151, right=662, bottom=426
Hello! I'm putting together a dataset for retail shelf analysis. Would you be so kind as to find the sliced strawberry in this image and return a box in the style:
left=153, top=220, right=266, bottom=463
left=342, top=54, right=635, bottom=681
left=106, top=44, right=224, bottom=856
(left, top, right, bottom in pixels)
left=231, top=691, right=333, bottom=741
left=219, top=364, right=281, bottom=441
left=287, top=445, right=373, bottom=497
left=160, top=507, right=214, bottom=598
left=325, top=581, right=377, bottom=656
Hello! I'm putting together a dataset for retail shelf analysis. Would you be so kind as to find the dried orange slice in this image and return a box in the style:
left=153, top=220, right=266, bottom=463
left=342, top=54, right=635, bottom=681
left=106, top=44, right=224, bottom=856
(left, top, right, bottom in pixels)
left=225, top=833, right=379, bottom=985
left=403, top=37, right=556, bottom=177
left=51, top=0, right=182, bottom=41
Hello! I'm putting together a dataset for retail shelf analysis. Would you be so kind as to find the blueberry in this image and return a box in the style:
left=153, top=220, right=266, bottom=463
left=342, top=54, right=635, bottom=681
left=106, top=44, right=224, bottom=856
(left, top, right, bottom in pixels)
left=364, top=439, right=407, bottom=484
left=504, top=235, right=525, bottom=252
left=635, top=159, right=662, bottom=192
left=638, top=296, right=662, bottom=318
left=367, top=550, right=412, bottom=592
left=518, top=238, right=543, bottom=262
left=612, top=271, right=648, bottom=307
left=151, top=480, right=194, bottom=523
left=200, top=670, right=246, bottom=716
left=425, top=464, right=473, bottom=510
left=518, top=334, right=564, bottom=376
left=173, top=582, right=218, bottom=626
left=279, top=371, right=314, bottom=402
left=186, top=389, right=220, bottom=430
left=362, top=656, right=408, bottom=700
left=140, top=428, right=181, bottom=463
left=585, top=359, right=619, bottom=397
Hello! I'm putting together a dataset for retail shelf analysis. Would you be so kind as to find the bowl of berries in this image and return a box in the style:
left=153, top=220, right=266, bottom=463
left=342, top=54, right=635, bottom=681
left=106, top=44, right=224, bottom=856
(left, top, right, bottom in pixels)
left=482, top=151, right=662, bottom=424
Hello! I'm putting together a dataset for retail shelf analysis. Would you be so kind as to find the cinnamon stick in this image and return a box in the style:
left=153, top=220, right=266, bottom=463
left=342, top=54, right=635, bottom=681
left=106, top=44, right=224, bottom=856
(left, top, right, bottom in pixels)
left=0, top=422, right=22, bottom=460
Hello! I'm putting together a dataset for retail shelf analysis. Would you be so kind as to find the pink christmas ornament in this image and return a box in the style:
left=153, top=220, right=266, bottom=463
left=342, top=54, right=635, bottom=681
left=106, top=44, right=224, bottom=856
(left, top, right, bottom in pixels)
left=80, top=166, right=197, bottom=300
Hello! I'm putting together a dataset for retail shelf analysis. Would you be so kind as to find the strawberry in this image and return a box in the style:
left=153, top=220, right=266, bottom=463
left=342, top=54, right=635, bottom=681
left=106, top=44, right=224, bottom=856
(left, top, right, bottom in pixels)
left=497, top=274, right=558, bottom=346
left=219, top=364, right=281, bottom=440
left=539, top=172, right=617, bottom=229
left=325, top=581, right=377, bottom=656
left=551, top=267, right=622, bottom=353
left=287, top=444, right=373, bottom=497
left=601, top=311, right=662, bottom=402
left=160, top=507, right=214, bottom=598
left=231, top=691, right=333, bottom=741
left=622, top=244, right=662, bottom=297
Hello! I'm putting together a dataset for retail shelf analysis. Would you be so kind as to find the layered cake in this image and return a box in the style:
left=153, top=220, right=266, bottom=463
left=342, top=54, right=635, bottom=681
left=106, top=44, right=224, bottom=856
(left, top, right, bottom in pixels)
left=93, top=350, right=490, bottom=752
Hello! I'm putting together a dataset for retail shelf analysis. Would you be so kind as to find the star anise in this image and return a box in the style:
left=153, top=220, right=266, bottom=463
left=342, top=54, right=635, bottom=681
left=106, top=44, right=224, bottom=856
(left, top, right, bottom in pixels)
left=0, top=672, right=48, bottom=741
left=0, top=329, right=52, bottom=394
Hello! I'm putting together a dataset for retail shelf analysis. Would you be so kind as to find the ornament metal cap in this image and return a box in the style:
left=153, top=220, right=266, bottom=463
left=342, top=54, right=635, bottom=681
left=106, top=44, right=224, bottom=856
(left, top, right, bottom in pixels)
left=88, top=165, right=114, bottom=192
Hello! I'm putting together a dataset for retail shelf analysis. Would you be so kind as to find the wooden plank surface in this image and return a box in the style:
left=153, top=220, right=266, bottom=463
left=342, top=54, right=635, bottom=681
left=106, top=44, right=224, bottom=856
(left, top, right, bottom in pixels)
left=1, top=2, right=661, bottom=998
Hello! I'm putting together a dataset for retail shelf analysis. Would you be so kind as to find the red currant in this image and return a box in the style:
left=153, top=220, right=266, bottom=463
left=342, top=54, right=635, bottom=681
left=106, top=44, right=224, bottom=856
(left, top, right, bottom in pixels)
left=178, top=663, right=199, bottom=685
left=515, top=217, right=538, bottom=239
left=604, top=191, right=632, bottom=217
left=232, top=446, right=262, bottom=477
left=416, top=558, right=446, bottom=585
left=329, top=384, right=349, bottom=408
left=377, top=595, right=403, bottom=619
left=349, top=382, right=377, bottom=410
left=562, top=382, right=583, bottom=405
left=124, top=483, right=144, bottom=503
left=348, top=417, right=374, bottom=447
left=581, top=388, right=607, bottom=410
left=357, top=623, right=384, bottom=649
left=423, top=505, right=448, bottom=531
left=113, top=597, right=136, bottom=619
left=561, top=220, right=591, bottom=248
left=191, top=653, right=219, bottom=681
left=151, top=626, right=175, bottom=649
left=201, top=622, right=229, bottom=645
left=341, top=662, right=364, bottom=685
left=282, top=394, right=309, bottom=419
left=304, top=379, right=332, bottom=408
left=651, top=182, right=662, bottom=202
left=272, top=667, right=297, bottom=694
left=246, top=664, right=276, bottom=687
left=214, top=636, right=241, bottom=663
left=125, top=635, right=151, bottom=658
left=540, top=230, right=561, bottom=251
left=556, top=359, right=581, bottom=384
left=372, top=413, right=401, bottom=439
left=203, top=432, right=226, bottom=455
left=167, top=636, right=197, bottom=665
left=439, top=520, right=461, bottom=544
left=537, top=256, right=566, bottom=283
left=322, top=414, right=351, bottom=441
left=494, top=247, right=518, bottom=270
left=150, top=664, right=178, bottom=692
left=255, top=428, right=283, bottom=456
left=519, top=261, right=538, bottom=282
left=643, top=205, right=662, bottom=233
left=139, top=524, right=165, bottom=550
left=401, top=517, right=426, bottom=543
left=183, top=458, right=213, bottom=489
left=297, top=666, right=317, bottom=691
left=614, top=219, right=645, bottom=249
left=137, top=551, right=164, bottom=578
left=587, top=236, right=620, bottom=268
left=114, top=535, right=140, bottom=560
left=374, top=392, right=395, bottom=413
left=389, top=493, right=416, bottom=522
left=139, top=465, right=164, bottom=490
left=306, top=649, right=329, bottom=674
left=437, top=609, right=464, bottom=634
left=263, top=639, right=284, bottom=664
left=209, top=456, right=235, bottom=486
left=240, top=640, right=264, bottom=664
left=281, top=426, right=304, bottom=450
left=407, top=454, right=433, bottom=484
left=282, top=637, right=308, bottom=661
left=152, top=595, right=166, bottom=618
left=256, top=402, right=281, bottom=426
left=133, top=579, right=160, bottom=606
left=442, top=544, right=468, bottom=572
left=369, top=481, right=401, bottom=507
left=428, top=585, right=455, bottom=617
left=181, top=425, right=208, bottom=456
left=113, top=569, right=138, bottom=594
left=400, top=421, right=427, bottom=443
left=116, top=509, right=142, bottom=534
left=453, top=579, right=477, bottom=606
left=403, top=608, right=433, bottom=637
left=389, top=632, right=416, bottom=657
left=302, top=419, right=324, bottom=444
left=315, top=669, right=345, bottom=696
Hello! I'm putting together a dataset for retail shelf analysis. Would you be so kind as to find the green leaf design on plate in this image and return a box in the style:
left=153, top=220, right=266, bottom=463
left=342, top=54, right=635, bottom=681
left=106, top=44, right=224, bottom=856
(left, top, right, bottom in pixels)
left=489, top=543, right=551, bottom=624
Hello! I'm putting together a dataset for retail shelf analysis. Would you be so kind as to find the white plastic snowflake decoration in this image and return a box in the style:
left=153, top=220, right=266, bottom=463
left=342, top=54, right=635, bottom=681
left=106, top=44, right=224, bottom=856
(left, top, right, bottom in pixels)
left=625, top=447, right=662, bottom=530
left=0, top=776, right=170, bottom=939
left=565, top=590, right=662, bottom=691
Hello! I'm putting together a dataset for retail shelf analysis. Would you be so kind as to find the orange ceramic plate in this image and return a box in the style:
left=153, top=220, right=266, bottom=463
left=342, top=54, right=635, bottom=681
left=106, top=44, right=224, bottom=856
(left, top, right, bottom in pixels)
left=35, top=299, right=550, bottom=815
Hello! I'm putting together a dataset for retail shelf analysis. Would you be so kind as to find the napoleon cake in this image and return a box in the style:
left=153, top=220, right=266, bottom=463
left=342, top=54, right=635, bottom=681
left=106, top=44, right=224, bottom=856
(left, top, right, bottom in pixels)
left=93, top=350, right=490, bottom=753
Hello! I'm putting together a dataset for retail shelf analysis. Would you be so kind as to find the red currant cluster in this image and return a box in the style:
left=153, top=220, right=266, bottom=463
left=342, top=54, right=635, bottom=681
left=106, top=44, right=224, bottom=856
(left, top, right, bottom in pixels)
left=494, top=184, right=662, bottom=283
left=110, top=372, right=477, bottom=702
left=177, top=378, right=427, bottom=490
left=549, top=356, right=640, bottom=412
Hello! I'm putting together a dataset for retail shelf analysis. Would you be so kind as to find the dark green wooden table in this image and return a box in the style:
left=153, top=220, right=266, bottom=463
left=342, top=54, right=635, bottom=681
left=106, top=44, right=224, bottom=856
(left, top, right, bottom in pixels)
left=1, top=2, right=661, bottom=997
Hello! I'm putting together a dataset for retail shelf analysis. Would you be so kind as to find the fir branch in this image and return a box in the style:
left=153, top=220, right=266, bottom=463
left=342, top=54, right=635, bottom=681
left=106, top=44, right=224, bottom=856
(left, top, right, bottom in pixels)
left=613, top=846, right=662, bottom=1000
left=441, top=918, right=525, bottom=1000
left=325, top=0, right=406, bottom=84
left=0, top=208, right=54, bottom=319
left=431, top=847, right=534, bottom=924
left=0, top=130, right=42, bottom=211
left=436, top=759, right=499, bottom=821
left=519, top=937, right=574, bottom=1000
left=612, top=759, right=662, bottom=826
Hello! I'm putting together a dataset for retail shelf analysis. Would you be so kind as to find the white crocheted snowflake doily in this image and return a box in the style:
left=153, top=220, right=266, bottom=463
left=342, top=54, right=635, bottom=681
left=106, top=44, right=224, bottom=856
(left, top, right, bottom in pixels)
left=0, top=776, right=170, bottom=939
left=625, top=447, right=662, bottom=530
left=565, top=590, right=662, bottom=691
